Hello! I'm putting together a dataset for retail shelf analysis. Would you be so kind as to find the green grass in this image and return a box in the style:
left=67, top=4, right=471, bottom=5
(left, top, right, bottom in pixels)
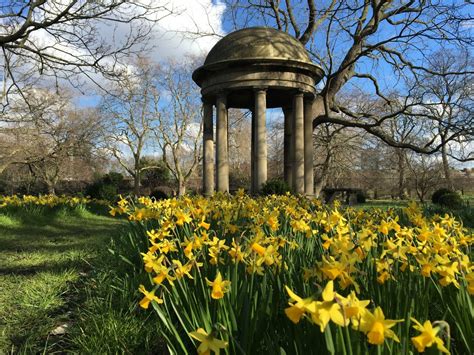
left=0, top=206, right=124, bottom=354
left=461, top=193, right=474, bottom=205
left=356, top=199, right=410, bottom=210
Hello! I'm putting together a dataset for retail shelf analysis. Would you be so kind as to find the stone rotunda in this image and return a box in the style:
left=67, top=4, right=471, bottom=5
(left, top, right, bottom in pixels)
left=192, top=27, right=324, bottom=195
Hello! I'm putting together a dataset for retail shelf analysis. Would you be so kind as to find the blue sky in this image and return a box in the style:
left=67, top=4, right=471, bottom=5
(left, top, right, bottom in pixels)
left=69, top=0, right=473, bottom=107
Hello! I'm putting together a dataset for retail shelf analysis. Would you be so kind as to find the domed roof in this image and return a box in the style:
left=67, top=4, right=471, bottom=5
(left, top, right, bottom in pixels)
left=204, top=27, right=312, bottom=66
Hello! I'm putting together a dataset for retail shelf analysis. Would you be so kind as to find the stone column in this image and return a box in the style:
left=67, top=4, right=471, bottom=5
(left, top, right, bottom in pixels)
left=216, top=93, right=229, bottom=192
left=292, top=93, right=304, bottom=194
left=283, top=107, right=293, bottom=188
left=202, top=102, right=214, bottom=195
left=254, top=88, right=267, bottom=191
left=250, top=107, right=256, bottom=194
left=304, top=98, right=314, bottom=196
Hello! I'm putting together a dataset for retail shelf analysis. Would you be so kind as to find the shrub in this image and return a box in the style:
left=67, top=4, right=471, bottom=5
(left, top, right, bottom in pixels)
left=229, top=172, right=250, bottom=191
left=437, top=192, right=464, bottom=209
left=431, top=188, right=453, bottom=204
left=86, top=182, right=116, bottom=201
left=140, top=159, right=171, bottom=188
left=356, top=191, right=366, bottom=203
left=260, top=178, right=290, bottom=195
left=86, top=172, right=125, bottom=201
left=149, top=189, right=168, bottom=200
left=102, top=172, right=124, bottom=187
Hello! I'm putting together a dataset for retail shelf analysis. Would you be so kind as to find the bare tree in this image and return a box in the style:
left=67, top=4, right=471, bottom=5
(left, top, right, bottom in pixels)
left=0, top=88, right=100, bottom=194
left=228, top=109, right=252, bottom=187
left=100, top=57, right=161, bottom=196
left=0, top=0, right=174, bottom=112
left=155, top=60, right=202, bottom=196
left=385, top=114, right=421, bottom=199
left=407, top=153, right=443, bottom=202
left=223, top=1, right=474, bottom=161
left=313, top=123, right=364, bottom=196
left=413, top=49, right=474, bottom=188
left=267, top=118, right=284, bottom=180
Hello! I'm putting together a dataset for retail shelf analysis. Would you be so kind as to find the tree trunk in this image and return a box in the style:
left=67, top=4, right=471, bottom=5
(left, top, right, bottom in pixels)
left=397, top=150, right=408, bottom=199
left=314, top=154, right=331, bottom=198
left=441, top=144, right=453, bottom=190
left=312, top=97, right=328, bottom=198
left=314, top=176, right=327, bottom=198
left=177, top=177, right=186, bottom=196
left=46, top=181, right=56, bottom=195
left=133, top=171, right=140, bottom=196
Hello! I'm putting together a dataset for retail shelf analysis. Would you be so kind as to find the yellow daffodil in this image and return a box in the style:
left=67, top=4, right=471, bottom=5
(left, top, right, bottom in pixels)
left=358, top=307, right=402, bottom=345
left=156, top=239, right=178, bottom=254
left=290, top=218, right=311, bottom=234
left=183, top=239, right=195, bottom=259
left=229, top=239, right=245, bottom=263
left=189, top=328, right=228, bottom=355
left=328, top=209, right=346, bottom=227
left=172, top=260, right=194, bottom=279
left=436, top=261, right=460, bottom=287
left=320, top=256, right=345, bottom=280
left=466, top=272, right=474, bottom=295
left=152, top=265, right=175, bottom=286
left=138, top=284, right=163, bottom=309
left=251, top=242, right=266, bottom=256
left=110, top=192, right=474, bottom=354
left=410, top=318, right=450, bottom=354
left=206, top=272, right=231, bottom=299
left=416, top=255, right=437, bottom=277
left=311, top=281, right=346, bottom=332
left=340, top=291, right=370, bottom=326
left=267, top=215, right=280, bottom=231
left=379, top=220, right=391, bottom=236
left=141, top=251, right=160, bottom=273
left=199, top=218, right=211, bottom=230
left=208, top=237, right=229, bottom=265
left=175, top=210, right=192, bottom=226
left=284, top=286, right=316, bottom=324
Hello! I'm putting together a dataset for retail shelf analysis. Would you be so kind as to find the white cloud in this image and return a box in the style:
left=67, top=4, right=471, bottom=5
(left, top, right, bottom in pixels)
left=148, top=0, right=226, bottom=60
left=75, top=0, right=226, bottom=63
left=1, top=0, right=226, bottom=97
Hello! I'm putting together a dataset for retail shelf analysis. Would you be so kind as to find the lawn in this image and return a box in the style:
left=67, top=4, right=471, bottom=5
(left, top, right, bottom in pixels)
left=0, top=206, right=125, bottom=354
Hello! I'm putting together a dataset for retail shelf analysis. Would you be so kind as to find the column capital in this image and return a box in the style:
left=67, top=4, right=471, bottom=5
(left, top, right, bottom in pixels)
left=253, top=86, right=268, bottom=92
left=201, top=96, right=213, bottom=105
left=216, top=91, right=227, bottom=102
left=304, top=97, right=315, bottom=105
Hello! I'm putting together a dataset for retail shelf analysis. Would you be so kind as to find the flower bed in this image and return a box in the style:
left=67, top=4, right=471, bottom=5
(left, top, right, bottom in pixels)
left=112, top=192, right=473, bottom=354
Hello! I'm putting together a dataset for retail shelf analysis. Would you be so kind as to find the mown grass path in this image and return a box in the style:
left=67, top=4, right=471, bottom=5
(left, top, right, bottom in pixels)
left=0, top=208, right=124, bottom=354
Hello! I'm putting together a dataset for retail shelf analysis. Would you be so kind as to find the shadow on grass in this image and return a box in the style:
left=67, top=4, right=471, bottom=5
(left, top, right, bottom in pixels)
left=0, top=224, right=121, bottom=250
left=0, top=257, right=89, bottom=276
left=0, top=208, right=125, bottom=354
